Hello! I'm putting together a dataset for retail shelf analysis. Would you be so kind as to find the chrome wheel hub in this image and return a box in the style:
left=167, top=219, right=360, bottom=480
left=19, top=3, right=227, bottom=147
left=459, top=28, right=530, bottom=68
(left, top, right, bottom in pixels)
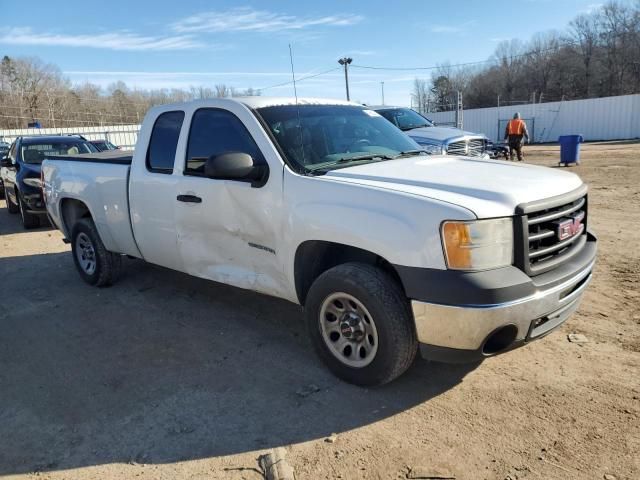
left=319, top=292, right=378, bottom=368
left=75, top=232, right=96, bottom=275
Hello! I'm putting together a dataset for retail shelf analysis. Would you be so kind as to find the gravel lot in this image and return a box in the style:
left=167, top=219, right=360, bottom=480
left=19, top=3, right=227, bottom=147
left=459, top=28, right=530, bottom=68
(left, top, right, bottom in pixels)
left=0, top=141, right=638, bottom=480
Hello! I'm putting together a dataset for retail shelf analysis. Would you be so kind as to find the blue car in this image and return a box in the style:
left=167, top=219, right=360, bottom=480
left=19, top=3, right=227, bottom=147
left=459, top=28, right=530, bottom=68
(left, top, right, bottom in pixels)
left=0, top=136, right=97, bottom=228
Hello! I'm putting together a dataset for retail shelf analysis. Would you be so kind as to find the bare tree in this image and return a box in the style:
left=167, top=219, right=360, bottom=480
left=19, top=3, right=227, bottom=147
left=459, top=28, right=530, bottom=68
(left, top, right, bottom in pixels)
left=493, top=39, right=526, bottom=103
left=571, top=13, right=600, bottom=96
left=411, top=78, right=429, bottom=113
left=214, top=84, right=236, bottom=98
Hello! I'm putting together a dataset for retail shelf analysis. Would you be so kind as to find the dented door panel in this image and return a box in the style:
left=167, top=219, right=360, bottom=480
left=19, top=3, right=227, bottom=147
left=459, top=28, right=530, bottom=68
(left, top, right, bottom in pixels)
left=174, top=176, right=289, bottom=299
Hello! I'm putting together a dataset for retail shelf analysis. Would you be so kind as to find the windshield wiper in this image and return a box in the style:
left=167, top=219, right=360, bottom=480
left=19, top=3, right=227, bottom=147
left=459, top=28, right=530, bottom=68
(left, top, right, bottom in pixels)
left=306, top=153, right=394, bottom=173
left=394, top=150, right=428, bottom=158
left=401, top=125, right=430, bottom=131
left=336, top=153, right=395, bottom=163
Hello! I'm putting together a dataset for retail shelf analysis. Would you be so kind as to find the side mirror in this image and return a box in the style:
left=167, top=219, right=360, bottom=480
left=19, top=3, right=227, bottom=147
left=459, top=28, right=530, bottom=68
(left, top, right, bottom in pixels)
left=204, top=152, right=268, bottom=187
left=0, top=156, right=11, bottom=167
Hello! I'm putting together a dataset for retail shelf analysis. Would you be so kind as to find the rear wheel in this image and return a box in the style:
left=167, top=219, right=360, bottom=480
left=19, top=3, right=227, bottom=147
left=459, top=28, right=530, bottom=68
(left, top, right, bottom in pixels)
left=18, top=195, right=40, bottom=229
left=71, top=218, right=121, bottom=287
left=305, top=263, right=418, bottom=386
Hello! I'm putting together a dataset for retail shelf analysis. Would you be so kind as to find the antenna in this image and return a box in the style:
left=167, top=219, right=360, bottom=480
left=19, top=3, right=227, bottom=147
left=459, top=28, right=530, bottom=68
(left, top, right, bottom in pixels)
left=289, top=43, right=306, bottom=167
left=289, top=43, right=299, bottom=102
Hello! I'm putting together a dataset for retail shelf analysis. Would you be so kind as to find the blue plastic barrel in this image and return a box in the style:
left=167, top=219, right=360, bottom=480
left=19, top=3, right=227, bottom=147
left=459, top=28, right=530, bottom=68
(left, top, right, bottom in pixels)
left=558, top=135, right=583, bottom=165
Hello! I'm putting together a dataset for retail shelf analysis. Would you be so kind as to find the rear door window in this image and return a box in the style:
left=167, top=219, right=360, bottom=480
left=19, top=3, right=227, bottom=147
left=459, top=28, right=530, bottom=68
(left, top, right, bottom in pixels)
left=146, top=111, right=185, bottom=173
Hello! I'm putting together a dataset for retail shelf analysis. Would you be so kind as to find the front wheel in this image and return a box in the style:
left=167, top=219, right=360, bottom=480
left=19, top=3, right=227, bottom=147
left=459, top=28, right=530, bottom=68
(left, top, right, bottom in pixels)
left=305, top=263, right=418, bottom=386
left=71, top=218, right=122, bottom=287
left=18, top=195, right=40, bottom=229
left=6, top=189, right=19, bottom=214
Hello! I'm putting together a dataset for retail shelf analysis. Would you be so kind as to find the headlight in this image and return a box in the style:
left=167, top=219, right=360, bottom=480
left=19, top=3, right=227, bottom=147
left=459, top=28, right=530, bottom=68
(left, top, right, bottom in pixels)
left=23, top=178, right=43, bottom=188
left=415, top=142, right=444, bottom=155
left=441, top=218, right=513, bottom=270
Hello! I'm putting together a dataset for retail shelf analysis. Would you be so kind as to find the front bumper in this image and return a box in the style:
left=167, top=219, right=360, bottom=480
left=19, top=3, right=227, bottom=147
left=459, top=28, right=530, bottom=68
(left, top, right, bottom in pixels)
left=21, top=191, right=47, bottom=214
left=403, top=233, right=597, bottom=363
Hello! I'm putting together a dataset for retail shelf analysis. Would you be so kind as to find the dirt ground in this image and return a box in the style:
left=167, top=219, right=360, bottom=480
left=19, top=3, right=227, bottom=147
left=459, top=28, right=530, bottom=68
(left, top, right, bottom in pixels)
left=0, top=141, right=638, bottom=480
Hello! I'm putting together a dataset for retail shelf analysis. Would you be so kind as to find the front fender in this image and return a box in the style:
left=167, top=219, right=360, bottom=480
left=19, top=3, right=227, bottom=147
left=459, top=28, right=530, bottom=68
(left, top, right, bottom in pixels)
left=283, top=172, right=476, bottom=296
left=291, top=200, right=423, bottom=265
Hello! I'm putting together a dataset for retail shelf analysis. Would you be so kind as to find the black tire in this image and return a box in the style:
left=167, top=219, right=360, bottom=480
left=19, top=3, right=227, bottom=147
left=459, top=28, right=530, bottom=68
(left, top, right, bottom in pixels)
left=0, top=185, right=4, bottom=199
left=305, top=262, right=418, bottom=386
left=71, top=217, right=122, bottom=287
left=6, top=189, right=19, bottom=214
left=17, top=194, right=40, bottom=229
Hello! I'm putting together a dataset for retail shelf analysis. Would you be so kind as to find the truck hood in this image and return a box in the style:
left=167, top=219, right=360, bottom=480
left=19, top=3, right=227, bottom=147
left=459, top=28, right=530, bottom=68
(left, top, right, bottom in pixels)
left=323, top=155, right=584, bottom=218
left=406, top=126, right=482, bottom=143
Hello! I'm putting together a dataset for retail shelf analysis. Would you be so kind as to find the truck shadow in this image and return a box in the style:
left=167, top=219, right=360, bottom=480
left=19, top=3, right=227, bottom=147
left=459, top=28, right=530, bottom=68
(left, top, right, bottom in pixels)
left=0, top=252, right=479, bottom=476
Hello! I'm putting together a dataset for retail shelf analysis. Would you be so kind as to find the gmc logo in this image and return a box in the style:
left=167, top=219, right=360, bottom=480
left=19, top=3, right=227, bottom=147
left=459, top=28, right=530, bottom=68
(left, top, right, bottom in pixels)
left=556, top=212, right=585, bottom=241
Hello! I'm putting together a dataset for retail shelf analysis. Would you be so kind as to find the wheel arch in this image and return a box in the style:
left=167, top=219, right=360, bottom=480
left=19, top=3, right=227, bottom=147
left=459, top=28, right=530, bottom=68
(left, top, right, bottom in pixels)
left=60, top=197, right=94, bottom=238
left=294, top=240, right=405, bottom=305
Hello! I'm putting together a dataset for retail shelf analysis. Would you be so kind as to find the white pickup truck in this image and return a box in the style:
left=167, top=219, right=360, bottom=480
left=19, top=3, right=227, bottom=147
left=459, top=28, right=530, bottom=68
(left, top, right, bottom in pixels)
left=42, top=97, right=597, bottom=386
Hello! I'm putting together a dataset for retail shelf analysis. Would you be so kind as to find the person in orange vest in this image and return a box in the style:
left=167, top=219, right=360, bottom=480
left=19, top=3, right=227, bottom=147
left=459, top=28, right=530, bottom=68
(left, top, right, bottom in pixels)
left=504, top=112, right=530, bottom=161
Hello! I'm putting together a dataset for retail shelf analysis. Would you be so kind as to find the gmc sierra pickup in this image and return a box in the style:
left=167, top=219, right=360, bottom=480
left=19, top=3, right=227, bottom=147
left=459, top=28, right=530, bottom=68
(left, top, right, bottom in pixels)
left=42, top=97, right=597, bottom=386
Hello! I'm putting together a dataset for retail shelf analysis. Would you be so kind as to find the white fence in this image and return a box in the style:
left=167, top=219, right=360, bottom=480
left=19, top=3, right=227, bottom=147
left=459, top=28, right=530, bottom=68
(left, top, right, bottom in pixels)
left=428, top=94, right=640, bottom=143
left=0, top=124, right=140, bottom=150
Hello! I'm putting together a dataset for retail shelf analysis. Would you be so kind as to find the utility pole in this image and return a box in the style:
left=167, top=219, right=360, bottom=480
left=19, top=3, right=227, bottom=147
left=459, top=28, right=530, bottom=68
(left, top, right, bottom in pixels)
left=380, top=81, right=385, bottom=105
left=497, top=94, right=501, bottom=141
left=455, top=90, right=463, bottom=130
left=338, top=57, right=352, bottom=101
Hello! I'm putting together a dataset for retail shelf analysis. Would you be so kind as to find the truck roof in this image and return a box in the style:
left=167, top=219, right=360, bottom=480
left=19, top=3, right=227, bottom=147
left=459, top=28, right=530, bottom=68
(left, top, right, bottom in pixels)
left=368, top=105, right=405, bottom=110
left=148, top=96, right=359, bottom=112
left=238, top=96, right=357, bottom=109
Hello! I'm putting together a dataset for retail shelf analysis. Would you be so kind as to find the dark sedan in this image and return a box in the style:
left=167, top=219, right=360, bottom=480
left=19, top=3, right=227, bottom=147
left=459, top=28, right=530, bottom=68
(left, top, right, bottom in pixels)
left=0, top=136, right=97, bottom=228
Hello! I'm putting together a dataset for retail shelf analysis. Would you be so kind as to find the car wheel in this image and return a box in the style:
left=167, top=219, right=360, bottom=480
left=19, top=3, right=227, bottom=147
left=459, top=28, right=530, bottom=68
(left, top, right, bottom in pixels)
left=305, top=262, right=418, bottom=386
left=71, top=217, right=122, bottom=287
left=6, top=189, right=19, bottom=214
left=17, top=195, right=40, bottom=229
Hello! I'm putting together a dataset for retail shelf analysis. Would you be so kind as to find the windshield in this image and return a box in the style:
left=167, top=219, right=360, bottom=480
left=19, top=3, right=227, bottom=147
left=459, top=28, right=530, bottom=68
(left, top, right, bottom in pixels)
left=257, top=105, right=422, bottom=172
left=376, top=108, right=434, bottom=131
left=21, top=141, right=97, bottom=164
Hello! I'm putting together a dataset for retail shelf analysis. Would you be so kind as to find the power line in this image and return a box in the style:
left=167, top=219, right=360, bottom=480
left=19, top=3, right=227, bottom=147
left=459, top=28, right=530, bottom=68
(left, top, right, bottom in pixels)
left=351, top=43, right=579, bottom=72
left=256, top=67, right=340, bottom=93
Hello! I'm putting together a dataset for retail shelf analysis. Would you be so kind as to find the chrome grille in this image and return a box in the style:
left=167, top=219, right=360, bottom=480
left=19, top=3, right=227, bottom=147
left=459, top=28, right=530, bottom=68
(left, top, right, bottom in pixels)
left=446, top=138, right=485, bottom=157
left=467, top=139, right=485, bottom=156
left=526, top=195, right=587, bottom=273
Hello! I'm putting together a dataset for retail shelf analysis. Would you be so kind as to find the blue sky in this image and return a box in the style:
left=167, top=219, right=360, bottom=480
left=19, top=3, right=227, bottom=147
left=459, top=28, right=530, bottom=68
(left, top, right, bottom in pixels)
left=1, top=0, right=603, bottom=106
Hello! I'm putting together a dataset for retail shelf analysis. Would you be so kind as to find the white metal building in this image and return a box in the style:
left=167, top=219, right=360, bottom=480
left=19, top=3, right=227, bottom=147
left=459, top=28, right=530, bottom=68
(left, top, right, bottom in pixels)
left=428, top=94, right=640, bottom=143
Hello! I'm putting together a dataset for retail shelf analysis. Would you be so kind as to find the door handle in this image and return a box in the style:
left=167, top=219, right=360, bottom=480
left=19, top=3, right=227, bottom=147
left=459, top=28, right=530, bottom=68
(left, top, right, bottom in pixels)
left=177, top=194, right=202, bottom=203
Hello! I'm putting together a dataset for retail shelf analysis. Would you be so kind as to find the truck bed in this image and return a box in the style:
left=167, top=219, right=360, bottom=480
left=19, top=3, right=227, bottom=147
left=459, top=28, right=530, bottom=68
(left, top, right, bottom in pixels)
left=49, top=149, right=133, bottom=165
left=42, top=154, right=141, bottom=259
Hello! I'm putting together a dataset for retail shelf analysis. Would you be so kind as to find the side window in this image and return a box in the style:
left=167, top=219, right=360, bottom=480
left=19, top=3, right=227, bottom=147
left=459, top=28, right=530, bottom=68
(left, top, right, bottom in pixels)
left=185, top=108, right=265, bottom=176
left=146, top=110, right=185, bottom=173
